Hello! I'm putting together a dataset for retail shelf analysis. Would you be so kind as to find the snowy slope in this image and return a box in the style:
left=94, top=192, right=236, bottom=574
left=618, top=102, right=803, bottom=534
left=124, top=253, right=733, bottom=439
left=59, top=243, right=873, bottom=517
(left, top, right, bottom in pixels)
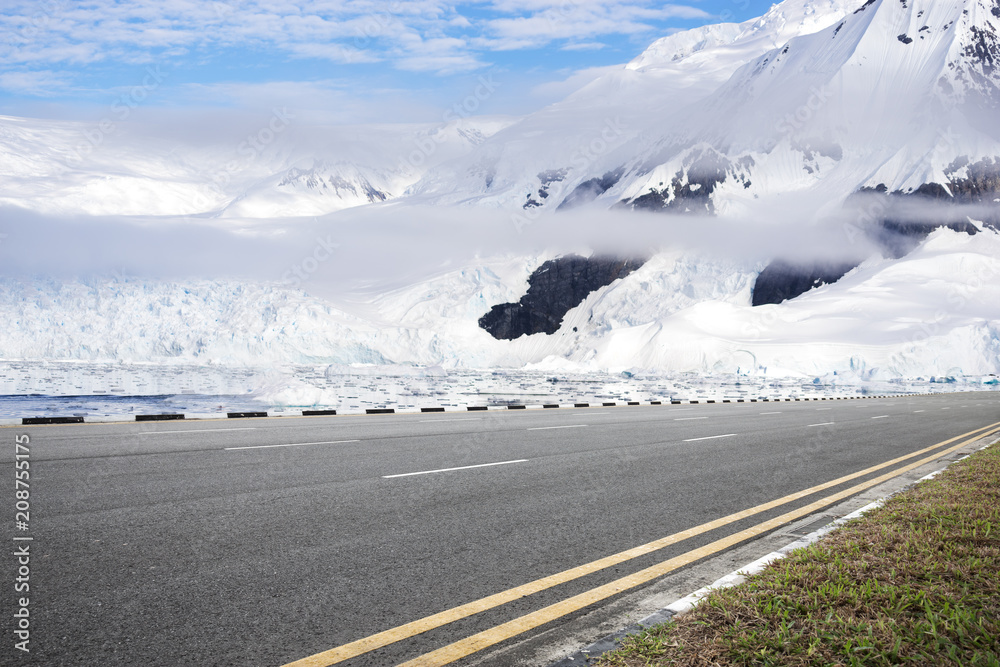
left=410, top=0, right=863, bottom=209
left=609, top=0, right=1000, bottom=213
left=552, top=227, right=1000, bottom=377
left=628, top=0, right=863, bottom=71
left=218, top=117, right=514, bottom=218
left=0, top=115, right=514, bottom=218
left=411, top=0, right=1000, bottom=217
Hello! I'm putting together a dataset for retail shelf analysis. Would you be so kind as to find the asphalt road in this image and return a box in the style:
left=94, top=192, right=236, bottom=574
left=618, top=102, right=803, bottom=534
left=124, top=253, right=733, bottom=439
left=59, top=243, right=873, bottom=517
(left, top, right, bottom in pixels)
left=2, top=392, right=998, bottom=666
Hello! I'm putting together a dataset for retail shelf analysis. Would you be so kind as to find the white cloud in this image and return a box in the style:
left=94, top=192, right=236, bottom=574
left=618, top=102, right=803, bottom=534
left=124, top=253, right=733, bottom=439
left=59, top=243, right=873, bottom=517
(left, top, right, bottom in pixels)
left=0, top=70, right=71, bottom=96
left=479, top=2, right=710, bottom=49
left=0, top=0, right=710, bottom=77
left=176, top=79, right=444, bottom=124
left=284, top=42, right=382, bottom=65
left=388, top=34, right=487, bottom=74
left=561, top=42, right=607, bottom=51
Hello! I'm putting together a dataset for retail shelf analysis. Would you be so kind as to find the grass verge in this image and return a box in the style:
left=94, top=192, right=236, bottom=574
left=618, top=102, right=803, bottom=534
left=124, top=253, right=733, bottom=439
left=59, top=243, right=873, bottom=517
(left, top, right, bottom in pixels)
left=596, top=441, right=1000, bottom=666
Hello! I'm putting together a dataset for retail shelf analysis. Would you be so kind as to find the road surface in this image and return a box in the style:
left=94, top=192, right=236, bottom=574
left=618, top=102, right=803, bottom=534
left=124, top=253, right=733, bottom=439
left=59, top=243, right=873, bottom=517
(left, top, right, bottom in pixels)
left=2, top=391, right=998, bottom=666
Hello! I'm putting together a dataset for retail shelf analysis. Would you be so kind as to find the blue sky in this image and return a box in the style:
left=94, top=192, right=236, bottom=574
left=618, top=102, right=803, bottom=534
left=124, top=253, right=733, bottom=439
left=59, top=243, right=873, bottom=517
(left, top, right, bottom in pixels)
left=0, top=0, right=782, bottom=124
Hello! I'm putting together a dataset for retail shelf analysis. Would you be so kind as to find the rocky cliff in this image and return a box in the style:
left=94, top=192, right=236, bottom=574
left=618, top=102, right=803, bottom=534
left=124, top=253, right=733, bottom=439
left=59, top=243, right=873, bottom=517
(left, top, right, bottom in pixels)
left=480, top=255, right=644, bottom=339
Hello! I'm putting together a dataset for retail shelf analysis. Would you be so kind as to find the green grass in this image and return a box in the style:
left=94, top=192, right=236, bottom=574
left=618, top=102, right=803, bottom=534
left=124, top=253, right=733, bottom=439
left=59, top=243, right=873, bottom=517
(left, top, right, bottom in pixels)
left=596, top=442, right=1000, bottom=667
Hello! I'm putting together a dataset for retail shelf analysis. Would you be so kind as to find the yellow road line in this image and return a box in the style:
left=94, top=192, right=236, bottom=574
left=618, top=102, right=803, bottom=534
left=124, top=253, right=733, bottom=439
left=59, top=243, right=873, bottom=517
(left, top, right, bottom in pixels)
left=400, top=424, right=1000, bottom=667
left=281, top=421, right=1000, bottom=667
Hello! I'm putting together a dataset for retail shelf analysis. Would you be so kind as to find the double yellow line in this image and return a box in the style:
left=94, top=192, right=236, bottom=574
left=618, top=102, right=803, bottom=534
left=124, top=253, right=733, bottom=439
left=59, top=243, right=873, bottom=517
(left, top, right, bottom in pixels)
left=284, top=421, right=1000, bottom=667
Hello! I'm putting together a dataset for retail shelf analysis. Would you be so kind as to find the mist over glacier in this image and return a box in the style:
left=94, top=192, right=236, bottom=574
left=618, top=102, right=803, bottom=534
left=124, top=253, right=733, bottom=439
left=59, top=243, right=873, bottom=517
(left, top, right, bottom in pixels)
left=0, top=199, right=886, bottom=291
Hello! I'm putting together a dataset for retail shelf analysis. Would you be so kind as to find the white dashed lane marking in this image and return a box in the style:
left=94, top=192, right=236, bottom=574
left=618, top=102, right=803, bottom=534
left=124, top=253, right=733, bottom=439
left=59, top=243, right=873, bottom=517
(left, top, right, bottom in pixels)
left=384, top=459, right=529, bottom=479
left=225, top=439, right=360, bottom=450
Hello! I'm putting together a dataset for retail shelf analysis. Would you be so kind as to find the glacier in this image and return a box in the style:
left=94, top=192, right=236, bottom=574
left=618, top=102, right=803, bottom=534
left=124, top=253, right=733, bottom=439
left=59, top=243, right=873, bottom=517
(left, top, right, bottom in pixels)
left=2, top=227, right=999, bottom=378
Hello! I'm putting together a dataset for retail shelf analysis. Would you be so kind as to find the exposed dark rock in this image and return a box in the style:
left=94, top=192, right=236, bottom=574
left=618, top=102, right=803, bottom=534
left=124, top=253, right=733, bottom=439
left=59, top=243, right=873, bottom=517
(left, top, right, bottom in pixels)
left=955, top=20, right=1000, bottom=111
left=861, top=165, right=987, bottom=257
left=752, top=157, right=1000, bottom=307
left=854, top=0, right=876, bottom=14
left=628, top=189, right=669, bottom=211
left=860, top=157, right=1000, bottom=247
left=965, top=25, right=999, bottom=73
left=751, top=260, right=860, bottom=306
left=871, top=218, right=980, bottom=259
left=557, top=168, right=624, bottom=210
left=751, top=57, right=770, bottom=78
left=949, top=157, right=1000, bottom=208
left=667, top=150, right=730, bottom=213
left=628, top=189, right=668, bottom=211
left=523, top=169, right=568, bottom=209
left=360, top=180, right=389, bottom=203
left=479, top=255, right=644, bottom=340
left=624, top=148, right=752, bottom=214
left=793, top=138, right=844, bottom=174
left=865, top=156, right=1000, bottom=210
left=898, top=34, right=913, bottom=45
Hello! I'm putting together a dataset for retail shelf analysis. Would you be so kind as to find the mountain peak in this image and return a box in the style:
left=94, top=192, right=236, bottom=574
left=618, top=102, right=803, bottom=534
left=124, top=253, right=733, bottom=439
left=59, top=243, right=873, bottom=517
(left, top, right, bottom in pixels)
left=625, top=0, right=859, bottom=72
left=736, top=0, right=864, bottom=46
left=603, top=0, right=1000, bottom=213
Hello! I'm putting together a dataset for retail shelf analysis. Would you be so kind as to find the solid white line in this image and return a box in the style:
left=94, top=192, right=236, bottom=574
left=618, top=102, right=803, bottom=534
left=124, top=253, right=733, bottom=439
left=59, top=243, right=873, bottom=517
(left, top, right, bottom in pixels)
left=147, top=428, right=259, bottom=434
left=808, top=422, right=835, bottom=427
left=419, top=418, right=481, bottom=422
left=942, top=407, right=951, bottom=410
left=816, top=408, right=831, bottom=411
left=871, top=415, right=889, bottom=419
left=384, top=459, right=528, bottom=478
left=527, top=425, right=588, bottom=431
left=683, top=434, right=737, bottom=442
left=225, top=439, right=359, bottom=451
left=674, top=417, right=708, bottom=421
left=759, top=412, right=782, bottom=415
left=913, top=410, right=925, bottom=413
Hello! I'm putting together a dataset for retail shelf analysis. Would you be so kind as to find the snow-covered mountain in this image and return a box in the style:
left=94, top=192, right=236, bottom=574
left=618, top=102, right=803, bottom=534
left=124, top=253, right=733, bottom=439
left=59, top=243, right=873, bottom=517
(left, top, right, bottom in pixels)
left=4, top=0, right=994, bottom=220
left=3, top=0, right=1000, bottom=383
left=413, top=0, right=1000, bottom=217
left=0, top=115, right=514, bottom=217
left=609, top=0, right=1000, bottom=214
left=410, top=0, right=867, bottom=209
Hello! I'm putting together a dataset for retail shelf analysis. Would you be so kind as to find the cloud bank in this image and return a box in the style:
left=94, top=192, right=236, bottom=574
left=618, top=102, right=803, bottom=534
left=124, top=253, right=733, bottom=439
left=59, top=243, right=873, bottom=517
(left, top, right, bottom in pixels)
left=0, top=0, right=711, bottom=82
